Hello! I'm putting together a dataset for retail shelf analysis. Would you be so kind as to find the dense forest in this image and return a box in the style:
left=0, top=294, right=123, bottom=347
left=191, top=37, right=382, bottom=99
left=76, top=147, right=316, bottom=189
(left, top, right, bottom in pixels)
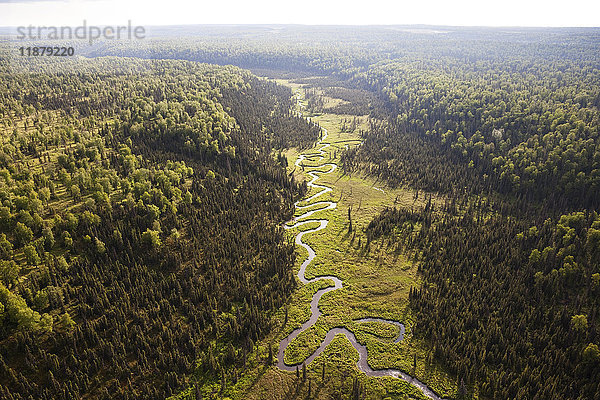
left=346, top=59, right=600, bottom=208
left=0, top=57, right=320, bottom=399
left=365, top=200, right=600, bottom=399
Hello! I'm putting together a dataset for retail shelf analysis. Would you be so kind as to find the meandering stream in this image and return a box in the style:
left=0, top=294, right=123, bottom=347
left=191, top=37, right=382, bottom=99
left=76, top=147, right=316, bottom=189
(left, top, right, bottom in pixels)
left=277, top=124, right=445, bottom=400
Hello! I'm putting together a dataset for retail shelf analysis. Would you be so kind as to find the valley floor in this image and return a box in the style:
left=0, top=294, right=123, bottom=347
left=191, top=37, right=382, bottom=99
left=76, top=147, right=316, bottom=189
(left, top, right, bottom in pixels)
left=225, top=79, right=457, bottom=400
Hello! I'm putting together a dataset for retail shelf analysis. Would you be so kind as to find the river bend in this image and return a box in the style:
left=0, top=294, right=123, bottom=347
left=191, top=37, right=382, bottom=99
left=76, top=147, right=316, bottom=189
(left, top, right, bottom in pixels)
left=277, top=124, right=445, bottom=400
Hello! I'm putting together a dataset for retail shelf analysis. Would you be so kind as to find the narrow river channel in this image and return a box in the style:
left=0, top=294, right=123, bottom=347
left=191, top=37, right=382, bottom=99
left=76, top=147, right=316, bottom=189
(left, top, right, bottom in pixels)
left=277, top=125, right=445, bottom=400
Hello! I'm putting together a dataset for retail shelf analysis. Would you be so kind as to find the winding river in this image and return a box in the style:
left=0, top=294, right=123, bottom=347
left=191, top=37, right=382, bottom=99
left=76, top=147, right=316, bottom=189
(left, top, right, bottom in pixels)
left=277, top=123, right=445, bottom=400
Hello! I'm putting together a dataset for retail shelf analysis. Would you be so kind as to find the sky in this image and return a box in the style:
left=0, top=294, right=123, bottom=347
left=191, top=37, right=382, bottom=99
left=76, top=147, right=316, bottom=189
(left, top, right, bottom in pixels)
left=1, top=0, right=599, bottom=27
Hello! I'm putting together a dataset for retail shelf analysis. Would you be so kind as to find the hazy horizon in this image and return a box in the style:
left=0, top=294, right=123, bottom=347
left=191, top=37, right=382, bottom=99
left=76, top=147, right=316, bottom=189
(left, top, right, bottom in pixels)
left=1, top=0, right=599, bottom=28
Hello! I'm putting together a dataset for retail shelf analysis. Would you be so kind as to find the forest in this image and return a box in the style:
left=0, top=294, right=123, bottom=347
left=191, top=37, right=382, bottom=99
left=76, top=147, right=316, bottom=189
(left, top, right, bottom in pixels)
left=0, top=56, right=320, bottom=399
left=1, top=24, right=600, bottom=399
left=90, top=26, right=600, bottom=206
